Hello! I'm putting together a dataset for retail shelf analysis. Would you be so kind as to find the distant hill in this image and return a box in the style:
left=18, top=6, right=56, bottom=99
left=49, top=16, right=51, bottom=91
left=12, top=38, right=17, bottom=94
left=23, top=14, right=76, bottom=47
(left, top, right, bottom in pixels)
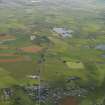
left=0, top=0, right=33, bottom=7
left=0, top=0, right=104, bottom=10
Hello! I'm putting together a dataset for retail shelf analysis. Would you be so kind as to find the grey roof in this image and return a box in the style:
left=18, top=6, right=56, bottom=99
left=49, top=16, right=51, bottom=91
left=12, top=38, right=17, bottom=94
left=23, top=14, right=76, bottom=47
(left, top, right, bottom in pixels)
left=53, top=28, right=73, bottom=34
left=53, top=28, right=73, bottom=37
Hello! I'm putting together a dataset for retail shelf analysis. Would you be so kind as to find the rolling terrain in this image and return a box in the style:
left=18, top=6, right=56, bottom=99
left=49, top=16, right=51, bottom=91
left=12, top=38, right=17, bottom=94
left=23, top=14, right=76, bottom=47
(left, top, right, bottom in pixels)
left=0, top=0, right=105, bottom=105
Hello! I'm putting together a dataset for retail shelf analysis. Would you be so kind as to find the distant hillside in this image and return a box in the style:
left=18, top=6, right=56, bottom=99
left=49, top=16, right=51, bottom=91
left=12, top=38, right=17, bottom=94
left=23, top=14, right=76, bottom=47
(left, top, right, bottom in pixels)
left=0, top=0, right=104, bottom=10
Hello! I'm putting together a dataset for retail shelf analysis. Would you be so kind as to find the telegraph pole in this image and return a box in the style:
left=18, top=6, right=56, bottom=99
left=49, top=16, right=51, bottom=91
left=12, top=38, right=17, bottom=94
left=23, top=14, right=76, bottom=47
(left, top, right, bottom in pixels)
left=36, top=40, right=51, bottom=105
left=37, top=52, right=45, bottom=105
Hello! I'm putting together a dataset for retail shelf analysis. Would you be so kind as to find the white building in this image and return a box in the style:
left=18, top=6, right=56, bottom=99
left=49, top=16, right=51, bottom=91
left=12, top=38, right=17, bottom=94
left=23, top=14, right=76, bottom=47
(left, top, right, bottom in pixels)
left=53, top=28, right=73, bottom=38
left=30, top=35, right=36, bottom=41
left=27, top=75, right=40, bottom=79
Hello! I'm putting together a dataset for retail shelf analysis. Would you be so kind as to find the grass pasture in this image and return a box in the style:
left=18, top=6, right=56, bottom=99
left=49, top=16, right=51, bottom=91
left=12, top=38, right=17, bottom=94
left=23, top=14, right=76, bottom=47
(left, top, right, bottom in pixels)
left=0, top=60, right=40, bottom=88
left=0, top=68, right=17, bottom=88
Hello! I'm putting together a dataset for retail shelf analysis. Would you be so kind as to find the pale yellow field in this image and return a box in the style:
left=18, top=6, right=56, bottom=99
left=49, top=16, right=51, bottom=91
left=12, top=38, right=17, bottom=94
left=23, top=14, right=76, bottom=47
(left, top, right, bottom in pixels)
left=66, top=61, right=84, bottom=69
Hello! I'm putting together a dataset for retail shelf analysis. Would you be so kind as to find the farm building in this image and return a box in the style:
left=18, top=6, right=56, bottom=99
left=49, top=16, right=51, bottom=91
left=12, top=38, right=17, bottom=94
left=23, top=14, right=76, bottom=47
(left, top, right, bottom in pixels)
left=30, top=35, right=36, bottom=41
left=53, top=28, right=73, bottom=38
left=27, top=75, right=40, bottom=79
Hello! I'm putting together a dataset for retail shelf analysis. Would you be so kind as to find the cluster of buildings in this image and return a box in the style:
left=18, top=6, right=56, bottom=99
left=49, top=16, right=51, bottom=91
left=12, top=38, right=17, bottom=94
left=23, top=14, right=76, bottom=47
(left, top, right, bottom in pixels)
left=53, top=28, right=73, bottom=38
left=30, top=27, right=73, bottom=41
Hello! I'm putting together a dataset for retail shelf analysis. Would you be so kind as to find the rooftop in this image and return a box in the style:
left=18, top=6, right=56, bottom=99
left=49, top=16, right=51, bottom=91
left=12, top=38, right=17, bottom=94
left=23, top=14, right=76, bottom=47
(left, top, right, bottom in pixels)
left=53, top=28, right=73, bottom=37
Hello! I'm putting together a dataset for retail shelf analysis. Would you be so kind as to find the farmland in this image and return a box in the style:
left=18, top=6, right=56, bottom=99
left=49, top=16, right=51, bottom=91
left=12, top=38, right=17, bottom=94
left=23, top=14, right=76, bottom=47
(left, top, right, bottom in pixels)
left=0, top=0, right=105, bottom=105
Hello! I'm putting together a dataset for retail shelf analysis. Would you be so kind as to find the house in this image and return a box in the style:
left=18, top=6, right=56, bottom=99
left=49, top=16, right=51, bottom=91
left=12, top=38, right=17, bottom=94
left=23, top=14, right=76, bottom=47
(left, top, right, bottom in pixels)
left=27, top=75, right=40, bottom=79
left=30, top=35, right=36, bottom=41
left=53, top=28, right=73, bottom=38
